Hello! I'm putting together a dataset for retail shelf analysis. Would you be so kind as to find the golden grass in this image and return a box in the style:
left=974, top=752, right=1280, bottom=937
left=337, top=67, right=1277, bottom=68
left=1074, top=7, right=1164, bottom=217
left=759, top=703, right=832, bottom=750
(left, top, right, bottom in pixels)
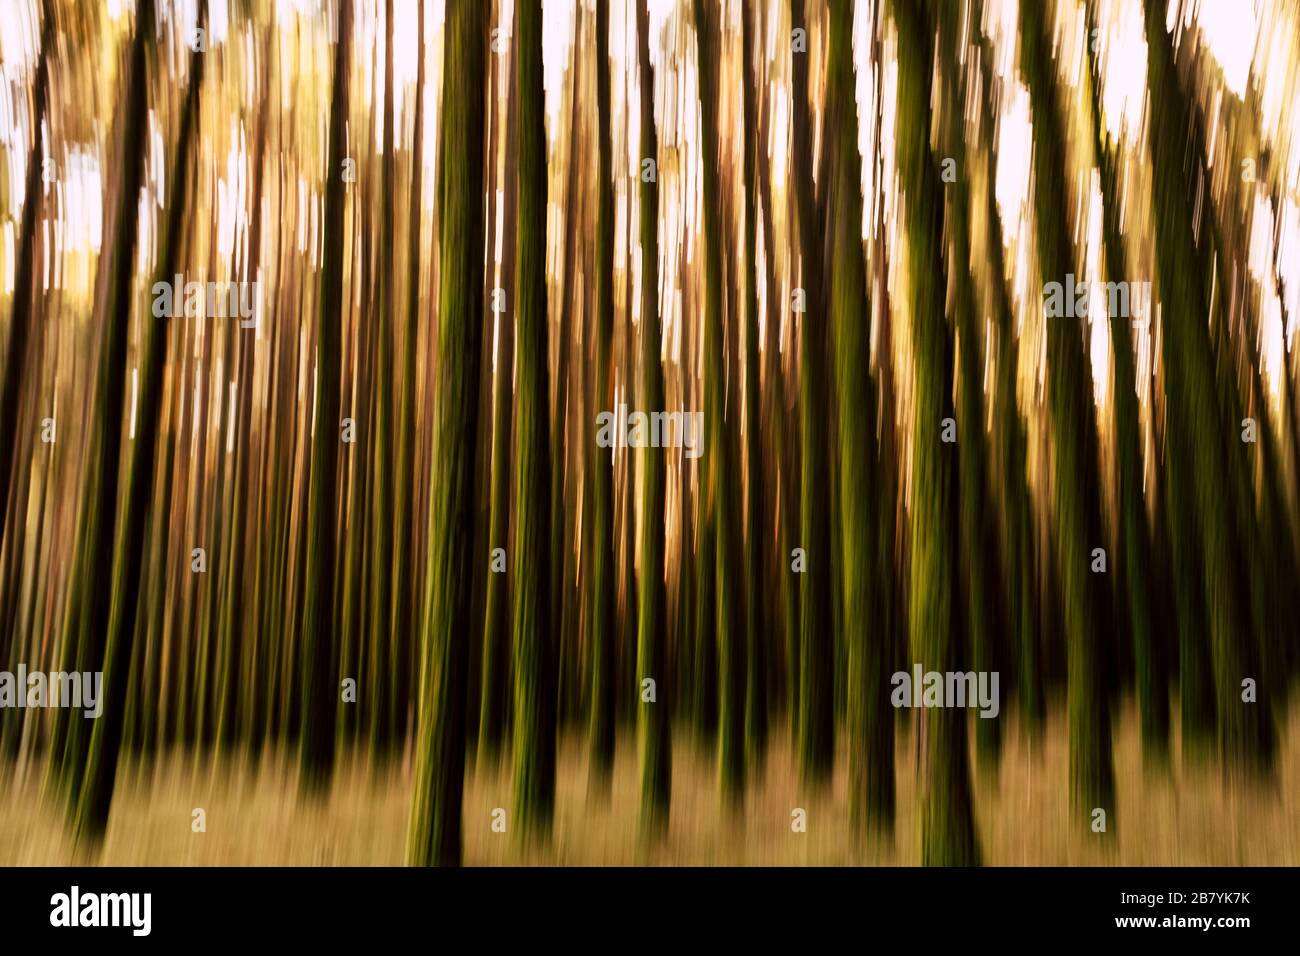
left=2, top=701, right=1297, bottom=865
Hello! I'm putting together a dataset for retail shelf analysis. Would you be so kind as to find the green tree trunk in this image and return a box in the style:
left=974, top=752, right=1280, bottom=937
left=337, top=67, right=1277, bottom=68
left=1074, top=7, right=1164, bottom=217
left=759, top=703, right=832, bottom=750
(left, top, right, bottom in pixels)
left=892, top=0, right=980, bottom=865
left=299, top=0, right=354, bottom=792
left=406, top=0, right=489, bottom=867
left=826, top=0, right=894, bottom=833
left=1141, top=0, right=1274, bottom=772
left=47, top=0, right=156, bottom=804
left=933, top=7, right=1004, bottom=772
left=1083, top=5, right=1167, bottom=761
left=74, top=0, right=208, bottom=838
left=790, top=0, right=835, bottom=785
left=511, top=0, right=557, bottom=842
left=1019, top=0, right=1115, bottom=828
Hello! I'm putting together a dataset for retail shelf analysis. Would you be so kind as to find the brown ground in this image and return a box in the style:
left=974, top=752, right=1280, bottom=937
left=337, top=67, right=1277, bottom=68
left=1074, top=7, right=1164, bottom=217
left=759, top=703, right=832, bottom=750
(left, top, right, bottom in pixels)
left=2, top=701, right=1296, bottom=865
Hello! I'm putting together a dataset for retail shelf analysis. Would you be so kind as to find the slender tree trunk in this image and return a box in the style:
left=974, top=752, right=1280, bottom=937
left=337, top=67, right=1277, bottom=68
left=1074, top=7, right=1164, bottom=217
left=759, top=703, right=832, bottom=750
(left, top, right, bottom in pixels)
left=826, top=0, right=893, bottom=833
left=1020, top=0, right=1114, bottom=827
left=407, top=0, right=488, bottom=867
left=366, top=0, right=397, bottom=756
left=47, top=0, right=156, bottom=804
left=587, top=0, right=618, bottom=794
left=739, top=0, right=769, bottom=771
left=635, top=0, right=671, bottom=834
left=0, top=0, right=53, bottom=561
left=74, top=0, right=208, bottom=838
left=790, top=0, right=834, bottom=785
left=511, top=0, right=557, bottom=842
left=393, top=0, right=427, bottom=753
left=892, top=0, right=980, bottom=865
left=480, top=28, right=518, bottom=759
left=299, top=0, right=354, bottom=791
left=692, top=0, right=746, bottom=804
left=1083, top=4, right=1167, bottom=761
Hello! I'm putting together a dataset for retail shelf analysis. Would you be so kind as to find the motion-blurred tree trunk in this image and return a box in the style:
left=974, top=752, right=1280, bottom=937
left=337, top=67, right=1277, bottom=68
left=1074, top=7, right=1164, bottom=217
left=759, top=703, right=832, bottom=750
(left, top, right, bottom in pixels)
left=1142, top=0, right=1274, bottom=772
left=790, top=0, right=834, bottom=785
left=407, top=0, right=488, bottom=867
left=553, top=36, right=583, bottom=728
left=739, top=0, right=769, bottom=770
left=47, top=0, right=156, bottom=803
left=74, top=0, right=208, bottom=838
left=0, top=0, right=53, bottom=566
left=892, top=0, right=979, bottom=865
left=587, top=0, right=618, bottom=795
left=367, top=0, right=397, bottom=756
left=480, top=26, right=518, bottom=760
left=1019, top=0, right=1114, bottom=829
left=934, top=6, right=1003, bottom=771
left=826, top=0, right=894, bottom=833
left=512, top=0, right=557, bottom=842
left=393, top=0, right=427, bottom=748
left=693, top=0, right=746, bottom=803
left=635, top=0, right=671, bottom=835
left=299, top=0, right=353, bottom=793
left=969, top=28, right=1041, bottom=737
left=1083, top=3, right=1167, bottom=761
left=216, top=25, right=271, bottom=750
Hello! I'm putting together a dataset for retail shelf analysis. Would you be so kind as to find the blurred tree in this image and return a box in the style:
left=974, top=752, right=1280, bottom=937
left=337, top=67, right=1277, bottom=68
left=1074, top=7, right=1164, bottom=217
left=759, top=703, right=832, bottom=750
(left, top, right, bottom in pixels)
left=892, top=0, right=979, bottom=865
left=512, top=0, right=558, bottom=842
left=408, top=0, right=488, bottom=867
left=636, top=0, right=671, bottom=835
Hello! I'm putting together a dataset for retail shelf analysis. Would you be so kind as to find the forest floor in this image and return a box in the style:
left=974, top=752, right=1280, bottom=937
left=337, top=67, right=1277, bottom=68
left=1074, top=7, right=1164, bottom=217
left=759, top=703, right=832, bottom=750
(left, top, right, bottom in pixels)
left=2, top=700, right=1297, bottom=865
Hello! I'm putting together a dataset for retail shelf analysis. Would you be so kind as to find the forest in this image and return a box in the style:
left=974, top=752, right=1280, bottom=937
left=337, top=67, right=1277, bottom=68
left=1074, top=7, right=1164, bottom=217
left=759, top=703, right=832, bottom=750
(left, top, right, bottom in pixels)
left=1, top=0, right=1298, bottom=866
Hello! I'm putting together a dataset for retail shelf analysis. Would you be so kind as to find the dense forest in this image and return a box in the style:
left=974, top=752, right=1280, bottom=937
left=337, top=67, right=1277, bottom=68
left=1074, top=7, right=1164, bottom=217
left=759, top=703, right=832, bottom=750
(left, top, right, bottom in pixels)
left=1, top=0, right=1299, bottom=866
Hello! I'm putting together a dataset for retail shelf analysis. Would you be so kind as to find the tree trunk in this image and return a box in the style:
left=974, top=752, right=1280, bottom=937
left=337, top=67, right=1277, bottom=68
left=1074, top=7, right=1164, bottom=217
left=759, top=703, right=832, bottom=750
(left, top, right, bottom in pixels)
left=407, top=0, right=489, bottom=867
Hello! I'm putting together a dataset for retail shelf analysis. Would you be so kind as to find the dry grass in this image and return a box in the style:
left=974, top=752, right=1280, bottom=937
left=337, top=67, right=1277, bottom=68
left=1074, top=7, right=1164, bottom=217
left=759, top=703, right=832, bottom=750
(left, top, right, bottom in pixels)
left=2, top=701, right=1297, bottom=865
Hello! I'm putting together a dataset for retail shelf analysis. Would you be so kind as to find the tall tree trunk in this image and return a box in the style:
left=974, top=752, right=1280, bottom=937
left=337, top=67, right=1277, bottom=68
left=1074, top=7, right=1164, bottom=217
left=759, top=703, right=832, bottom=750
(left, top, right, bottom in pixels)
left=587, top=0, right=618, bottom=794
left=826, top=0, right=893, bottom=833
left=299, top=0, right=354, bottom=792
left=367, top=0, right=397, bottom=756
left=74, top=0, right=208, bottom=838
left=1020, top=0, right=1114, bottom=827
left=693, top=0, right=746, bottom=804
left=1083, top=3, right=1168, bottom=761
left=393, top=0, right=427, bottom=751
left=790, top=0, right=834, bottom=785
left=1141, top=0, right=1274, bottom=772
left=635, top=0, right=671, bottom=834
left=480, top=27, right=518, bottom=759
left=739, top=0, right=769, bottom=771
left=892, top=0, right=979, bottom=865
left=47, top=0, right=156, bottom=804
left=934, top=7, right=1003, bottom=772
left=0, top=0, right=53, bottom=562
left=407, top=0, right=488, bottom=867
left=511, top=0, right=557, bottom=842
